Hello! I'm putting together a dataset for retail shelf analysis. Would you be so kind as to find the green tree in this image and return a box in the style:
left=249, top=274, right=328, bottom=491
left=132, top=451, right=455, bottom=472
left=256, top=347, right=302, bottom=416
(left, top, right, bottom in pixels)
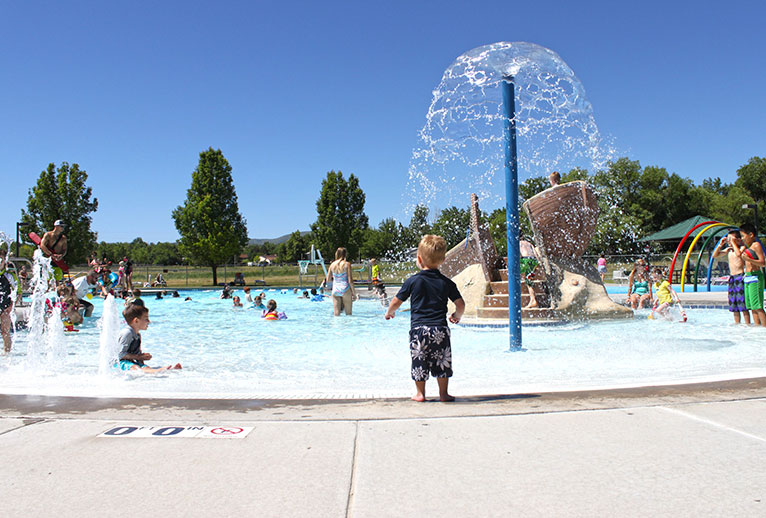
left=150, top=242, right=183, bottom=265
left=311, top=170, right=369, bottom=260
left=361, top=218, right=406, bottom=260
left=172, top=148, right=248, bottom=285
left=736, top=157, right=766, bottom=202
left=277, top=231, right=311, bottom=263
left=21, top=162, right=99, bottom=263
left=431, top=206, right=471, bottom=249
left=405, top=204, right=432, bottom=247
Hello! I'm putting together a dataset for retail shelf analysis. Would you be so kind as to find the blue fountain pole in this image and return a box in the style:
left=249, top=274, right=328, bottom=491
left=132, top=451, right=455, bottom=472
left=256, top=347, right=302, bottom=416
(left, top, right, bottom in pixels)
left=502, top=76, right=522, bottom=350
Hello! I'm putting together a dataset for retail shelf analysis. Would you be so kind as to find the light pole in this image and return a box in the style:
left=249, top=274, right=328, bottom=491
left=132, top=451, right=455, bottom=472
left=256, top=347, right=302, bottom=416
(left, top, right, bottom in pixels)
left=15, top=222, right=30, bottom=258
left=742, top=204, right=759, bottom=236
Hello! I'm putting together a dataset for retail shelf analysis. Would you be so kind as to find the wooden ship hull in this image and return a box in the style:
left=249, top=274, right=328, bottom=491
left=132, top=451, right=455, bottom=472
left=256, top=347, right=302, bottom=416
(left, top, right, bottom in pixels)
left=523, top=181, right=598, bottom=260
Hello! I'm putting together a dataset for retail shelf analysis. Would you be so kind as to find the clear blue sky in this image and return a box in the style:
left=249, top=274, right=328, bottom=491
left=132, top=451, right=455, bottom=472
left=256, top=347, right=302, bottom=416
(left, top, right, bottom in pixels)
left=1, top=0, right=763, bottom=242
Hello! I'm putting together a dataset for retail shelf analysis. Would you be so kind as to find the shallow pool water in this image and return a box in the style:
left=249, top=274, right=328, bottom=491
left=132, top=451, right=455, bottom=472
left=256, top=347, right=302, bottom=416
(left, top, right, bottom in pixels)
left=2, top=288, right=765, bottom=398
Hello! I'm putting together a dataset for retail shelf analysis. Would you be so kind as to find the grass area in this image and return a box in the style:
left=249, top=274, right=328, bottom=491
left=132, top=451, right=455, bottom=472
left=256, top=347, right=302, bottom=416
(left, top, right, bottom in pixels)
left=68, top=262, right=420, bottom=288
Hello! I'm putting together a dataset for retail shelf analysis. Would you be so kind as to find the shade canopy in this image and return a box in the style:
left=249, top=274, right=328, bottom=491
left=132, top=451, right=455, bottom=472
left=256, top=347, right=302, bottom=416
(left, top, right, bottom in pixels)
left=637, top=216, right=734, bottom=242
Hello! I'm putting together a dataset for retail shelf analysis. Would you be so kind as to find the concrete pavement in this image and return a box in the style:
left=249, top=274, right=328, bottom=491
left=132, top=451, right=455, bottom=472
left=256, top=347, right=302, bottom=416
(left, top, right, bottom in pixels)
left=2, top=378, right=766, bottom=517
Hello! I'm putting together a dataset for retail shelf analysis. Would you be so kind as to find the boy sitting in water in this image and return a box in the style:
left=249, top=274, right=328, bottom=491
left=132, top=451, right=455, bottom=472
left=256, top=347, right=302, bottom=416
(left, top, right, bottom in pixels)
left=650, top=267, right=681, bottom=319
left=385, top=235, right=465, bottom=402
left=116, top=304, right=182, bottom=372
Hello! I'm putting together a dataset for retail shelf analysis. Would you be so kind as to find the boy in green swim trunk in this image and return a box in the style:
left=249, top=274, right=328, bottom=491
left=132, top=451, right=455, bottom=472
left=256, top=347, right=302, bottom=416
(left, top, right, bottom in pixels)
left=519, top=239, right=540, bottom=308
left=737, top=223, right=766, bottom=327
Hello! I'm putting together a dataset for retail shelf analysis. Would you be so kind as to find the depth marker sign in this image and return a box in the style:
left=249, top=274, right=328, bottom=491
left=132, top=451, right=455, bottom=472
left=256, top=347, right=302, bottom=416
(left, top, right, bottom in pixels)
left=98, top=426, right=253, bottom=439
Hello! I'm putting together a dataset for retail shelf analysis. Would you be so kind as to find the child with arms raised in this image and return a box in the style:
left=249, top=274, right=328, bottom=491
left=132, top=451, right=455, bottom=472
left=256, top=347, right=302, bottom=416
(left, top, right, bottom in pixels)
left=385, top=235, right=465, bottom=402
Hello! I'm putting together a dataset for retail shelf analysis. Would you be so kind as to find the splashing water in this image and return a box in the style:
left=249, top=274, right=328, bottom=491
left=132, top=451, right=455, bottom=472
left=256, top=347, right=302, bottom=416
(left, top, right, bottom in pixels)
left=25, top=249, right=55, bottom=367
left=98, top=294, right=123, bottom=376
left=405, top=41, right=616, bottom=216
left=45, top=304, right=67, bottom=363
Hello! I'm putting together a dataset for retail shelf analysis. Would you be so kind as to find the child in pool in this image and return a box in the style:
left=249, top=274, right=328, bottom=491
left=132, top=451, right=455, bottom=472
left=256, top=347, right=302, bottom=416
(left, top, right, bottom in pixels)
left=651, top=267, right=681, bottom=319
left=115, top=304, right=182, bottom=372
left=232, top=295, right=243, bottom=307
left=735, top=223, right=766, bottom=326
left=261, top=299, right=287, bottom=320
left=253, top=295, right=266, bottom=310
left=310, top=288, right=325, bottom=301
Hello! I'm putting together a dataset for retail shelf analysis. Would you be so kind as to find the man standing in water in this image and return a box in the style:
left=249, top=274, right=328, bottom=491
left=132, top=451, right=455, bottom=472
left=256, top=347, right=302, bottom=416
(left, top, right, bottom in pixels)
left=40, top=220, right=68, bottom=281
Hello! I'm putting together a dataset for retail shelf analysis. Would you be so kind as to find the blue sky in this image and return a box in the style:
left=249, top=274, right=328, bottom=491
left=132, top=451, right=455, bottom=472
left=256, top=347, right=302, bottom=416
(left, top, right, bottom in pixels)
left=1, top=0, right=764, bottom=242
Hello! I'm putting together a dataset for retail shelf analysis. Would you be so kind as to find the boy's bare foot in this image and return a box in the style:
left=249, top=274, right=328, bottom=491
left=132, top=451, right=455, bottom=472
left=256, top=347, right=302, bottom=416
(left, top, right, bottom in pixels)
left=440, top=394, right=455, bottom=402
left=523, top=303, right=538, bottom=309
left=411, top=394, right=426, bottom=402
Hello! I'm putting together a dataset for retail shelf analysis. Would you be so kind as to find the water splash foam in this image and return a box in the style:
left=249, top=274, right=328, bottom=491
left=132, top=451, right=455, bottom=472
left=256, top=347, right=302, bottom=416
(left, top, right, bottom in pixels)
left=405, top=41, right=616, bottom=216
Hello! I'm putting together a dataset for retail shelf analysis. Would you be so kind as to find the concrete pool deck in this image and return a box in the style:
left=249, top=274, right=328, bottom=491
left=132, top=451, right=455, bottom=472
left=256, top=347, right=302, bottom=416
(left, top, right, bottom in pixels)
left=3, top=286, right=762, bottom=516
left=2, top=378, right=765, bottom=517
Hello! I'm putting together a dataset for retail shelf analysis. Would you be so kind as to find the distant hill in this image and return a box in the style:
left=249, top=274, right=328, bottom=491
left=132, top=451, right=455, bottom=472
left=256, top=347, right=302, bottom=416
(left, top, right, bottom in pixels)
left=248, top=231, right=311, bottom=246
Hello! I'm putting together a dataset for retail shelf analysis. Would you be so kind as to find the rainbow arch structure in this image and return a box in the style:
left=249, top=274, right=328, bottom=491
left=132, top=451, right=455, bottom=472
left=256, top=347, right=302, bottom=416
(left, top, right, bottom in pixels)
left=667, top=220, right=736, bottom=292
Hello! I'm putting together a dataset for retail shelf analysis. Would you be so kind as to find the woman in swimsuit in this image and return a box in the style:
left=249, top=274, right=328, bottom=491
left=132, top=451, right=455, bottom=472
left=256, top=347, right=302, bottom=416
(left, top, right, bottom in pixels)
left=322, top=247, right=357, bottom=316
left=628, top=269, right=653, bottom=309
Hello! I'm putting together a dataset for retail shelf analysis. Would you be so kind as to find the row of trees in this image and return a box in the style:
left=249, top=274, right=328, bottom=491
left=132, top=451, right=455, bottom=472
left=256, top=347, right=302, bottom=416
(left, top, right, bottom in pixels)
left=18, top=148, right=766, bottom=283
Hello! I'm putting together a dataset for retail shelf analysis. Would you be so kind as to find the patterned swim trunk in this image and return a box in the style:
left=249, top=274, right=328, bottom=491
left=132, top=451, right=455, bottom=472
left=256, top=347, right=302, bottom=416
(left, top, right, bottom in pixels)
left=409, top=325, right=452, bottom=381
left=520, top=257, right=539, bottom=286
left=728, top=274, right=746, bottom=312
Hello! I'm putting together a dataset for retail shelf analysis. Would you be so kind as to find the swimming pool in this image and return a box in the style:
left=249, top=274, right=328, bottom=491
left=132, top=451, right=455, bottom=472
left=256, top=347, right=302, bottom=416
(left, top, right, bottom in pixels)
left=2, top=288, right=765, bottom=399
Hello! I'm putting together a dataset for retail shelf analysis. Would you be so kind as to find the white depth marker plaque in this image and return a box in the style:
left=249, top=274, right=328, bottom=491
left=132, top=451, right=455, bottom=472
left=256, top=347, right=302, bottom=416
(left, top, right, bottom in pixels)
left=98, top=426, right=253, bottom=439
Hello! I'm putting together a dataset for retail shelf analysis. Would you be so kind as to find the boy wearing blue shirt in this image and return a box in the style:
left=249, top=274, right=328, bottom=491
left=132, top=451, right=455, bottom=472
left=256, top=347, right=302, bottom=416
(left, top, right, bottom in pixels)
left=385, top=235, right=465, bottom=402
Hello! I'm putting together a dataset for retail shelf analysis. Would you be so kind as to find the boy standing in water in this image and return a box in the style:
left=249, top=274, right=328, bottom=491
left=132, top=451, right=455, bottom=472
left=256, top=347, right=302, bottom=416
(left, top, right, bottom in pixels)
left=385, top=235, right=465, bottom=402
left=116, top=304, right=182, bottom=372
left=735, top=223, right=766, bottom=326
left=712, top=229, right=750, bottom=324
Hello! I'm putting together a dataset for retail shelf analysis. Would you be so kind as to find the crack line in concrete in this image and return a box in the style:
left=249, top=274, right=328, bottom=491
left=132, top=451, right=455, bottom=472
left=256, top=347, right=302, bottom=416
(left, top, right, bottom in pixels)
left=659, top=406, right=766, bottom=444
left=0, top=418, right=47, bottom=437
left=345, top=421, right=360, bottom=518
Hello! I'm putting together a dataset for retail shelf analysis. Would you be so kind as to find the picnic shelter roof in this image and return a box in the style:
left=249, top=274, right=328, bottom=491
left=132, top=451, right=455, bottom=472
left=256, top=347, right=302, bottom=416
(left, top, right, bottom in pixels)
left=637, top=216, right=734, bottom=242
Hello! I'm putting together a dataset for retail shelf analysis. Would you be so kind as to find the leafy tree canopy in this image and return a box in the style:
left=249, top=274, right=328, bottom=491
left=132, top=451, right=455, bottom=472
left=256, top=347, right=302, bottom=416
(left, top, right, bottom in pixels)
left=310, top=170, right=369, bottom=260
left=277, top=230, right=312, bottom=263
left=172, top=148, right=248, bottom=285
left=21, top=162, right=98, bottom=264
left=736, top=156, right=766, bottom=202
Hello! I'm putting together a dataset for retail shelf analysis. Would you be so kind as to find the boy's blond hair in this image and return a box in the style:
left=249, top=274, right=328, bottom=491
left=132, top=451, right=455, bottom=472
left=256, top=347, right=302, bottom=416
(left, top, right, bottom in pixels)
left=418, top=234, right=447, bottom=268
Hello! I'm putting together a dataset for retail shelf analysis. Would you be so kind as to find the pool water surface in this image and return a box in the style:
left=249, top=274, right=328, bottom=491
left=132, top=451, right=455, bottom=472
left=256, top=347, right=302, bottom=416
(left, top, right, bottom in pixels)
left=1, top=288, right=765, bottom=399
